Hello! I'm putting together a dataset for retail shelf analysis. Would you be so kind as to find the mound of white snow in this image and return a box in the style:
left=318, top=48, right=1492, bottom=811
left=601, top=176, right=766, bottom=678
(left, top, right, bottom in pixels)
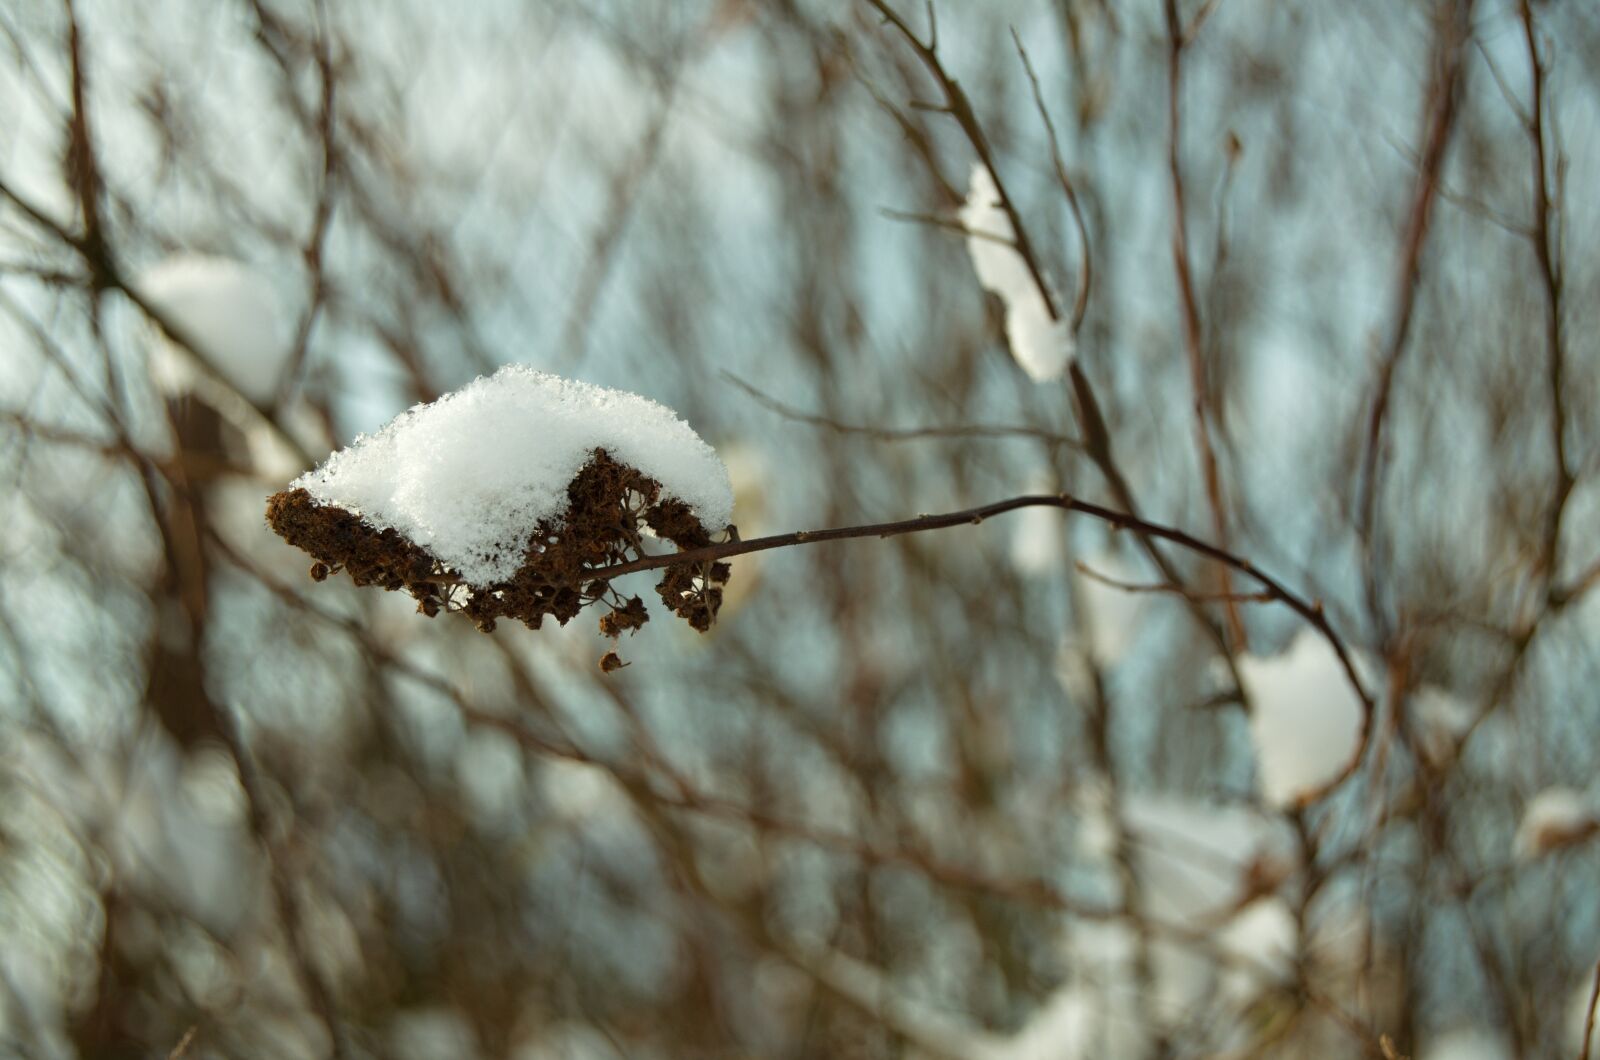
left=292, top=366, right=734, bottom=587
left=139, top=254, right=288, bottom=405
left=1240, top=630, right=1366, bottom=807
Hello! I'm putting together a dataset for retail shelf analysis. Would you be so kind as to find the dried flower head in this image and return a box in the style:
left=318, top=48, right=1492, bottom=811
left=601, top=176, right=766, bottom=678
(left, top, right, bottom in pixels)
left=264, top=368, right=736, bottom=667
left=268, top=448, right=734, bottom=646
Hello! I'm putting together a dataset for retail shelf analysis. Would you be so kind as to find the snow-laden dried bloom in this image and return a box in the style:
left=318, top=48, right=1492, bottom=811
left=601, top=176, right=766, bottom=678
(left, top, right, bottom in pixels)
left=267, top=367, right=735, bottom=651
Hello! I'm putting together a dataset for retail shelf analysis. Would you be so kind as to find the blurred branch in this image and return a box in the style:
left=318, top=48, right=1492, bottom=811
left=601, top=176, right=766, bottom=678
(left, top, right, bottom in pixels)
left=0, top=174, right=316, bottom=466
left=214, top=706, right=349, bottom=1059
left=274, top=0, right=339, bottom=405
left=1355, top=0, right=1474, bottom=642
left=860, top=0, right=1245, bottom=686
left=1076, top=559, right=1274, bottom=604
left=1582, top=959, right=1600, bottom=1060
left=583, top=490, right=1375, bottom=797
left=1010, top=30, right=1091, bottom=333
left=1517, top=0, right=1573, bottom=592
left=1163, top=0, right=1246, bottom=652
left=724, top=371, right=1081, bottom=448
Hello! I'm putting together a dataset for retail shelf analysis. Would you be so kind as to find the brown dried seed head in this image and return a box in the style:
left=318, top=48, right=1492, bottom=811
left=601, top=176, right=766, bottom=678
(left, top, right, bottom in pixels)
left=266, top=449, right=736, bottom=649
left=599, top=650, right=628, bottom=674
left=598, top=595, right=649, bottom=638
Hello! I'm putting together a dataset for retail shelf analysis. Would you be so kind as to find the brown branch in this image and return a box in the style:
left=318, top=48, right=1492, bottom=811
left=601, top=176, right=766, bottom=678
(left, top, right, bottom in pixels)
left=1518, top=0, right=1573, bottom=592
left=724, top=371, right=1081, bottom=449
left=1010, top=30, right=1092, bottom=332
left=859, top=0, right=1244, bottom=682
left=1581, top=958, right=1600, bottom=1060
left=1355, top=0, right=1473, bottom=640
left=275, top=0, right=338, bottom=405
left=860, top=0, right=1060, bottom=322
left=590, top=491, right=1375, bottom=798
left=1076, top=560, right=1274, bottom=604
left=62, top=0, right=107, bottom=276
left=1163, top=0, right=1246, bottom=653
left=213, top=706, right=349, bottom=1059
left=0, top=173, right=315, bottom=467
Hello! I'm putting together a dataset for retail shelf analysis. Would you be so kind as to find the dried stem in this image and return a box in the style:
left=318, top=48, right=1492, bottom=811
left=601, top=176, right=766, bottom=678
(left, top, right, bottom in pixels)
left=860, top=0, right=1244, bottom=681
left=214, top=707, right=349, bottom=1059
left=1163, top=0, right=1246, bottom=652
left=1355, top=0, right=1473, bottom=640
left=1582, top=958, right=1600, bottom=1060
left=593, top=490, right=1374, bottom=798
left=1517, top=0, right=1573, bottom=589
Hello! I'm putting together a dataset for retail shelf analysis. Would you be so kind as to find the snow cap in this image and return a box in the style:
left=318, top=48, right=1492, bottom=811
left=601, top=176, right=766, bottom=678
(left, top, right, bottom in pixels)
left=293, top=366, right=734, bottom=587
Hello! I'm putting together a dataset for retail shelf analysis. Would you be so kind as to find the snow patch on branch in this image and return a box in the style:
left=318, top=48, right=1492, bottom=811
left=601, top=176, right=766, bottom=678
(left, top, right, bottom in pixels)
left=1240, top=630, right=1366, bottom=807
left=959, top=165, right=1073, bottom=382
left=139, top=254, right=288, bottom=405
left=1514, top=787, right=1598, bottom=860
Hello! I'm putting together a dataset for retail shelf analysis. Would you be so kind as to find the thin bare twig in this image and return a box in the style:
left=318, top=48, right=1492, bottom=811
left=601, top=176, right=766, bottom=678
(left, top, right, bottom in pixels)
left=167, top=1025, right=199, bottom=1060
left=1363, top=0, right=1472, bottom=643
left=585, top=490, right=1375, bottom=797
left=1076, top=560, right=1274, bottom=604
left=1581, top=958, right=1600, bottom=1060
left=1517, top=0, right=1573, bottom=591
left=275, top=0, right=339, bottom=405
left=1355, top=0, right=1474, bottom=642
left=724, top=371, right=1081, bottom=449
left=1163, top=0, right=1246, bottom=652
left=1010, top=30, right=1092, bottom=332
left=859, top=0, right=1245, bottom=685
left=214, top=706, right=349, bottom=1059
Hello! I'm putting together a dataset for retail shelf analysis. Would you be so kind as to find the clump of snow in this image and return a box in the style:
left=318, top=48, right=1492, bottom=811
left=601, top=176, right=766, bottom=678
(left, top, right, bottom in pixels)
left=1010, top=475, right=1064, bottom=574
left=293, top=366, right=734, bottom=587
left=1240, top=630, right=1366, bottom=807
left=1418, top=1028, right=1512, bottom=1060
left=1074, top=552, right=1147, bottom=669
left=1079, top=793, right=1293, bottom=922
left=1053, top=551, right=1148, bottom=704
left=959, top=164, right=1074, bottom=382
left=138, top=254, right=288, bottom=405
left=981, top=987, right=1100, bottom=1060
left=1409, top=686, right=1476, bottom=769
left=1514, top=787, right=1599, bottom=860
left=1047, top=792, right=1299, bottom=1055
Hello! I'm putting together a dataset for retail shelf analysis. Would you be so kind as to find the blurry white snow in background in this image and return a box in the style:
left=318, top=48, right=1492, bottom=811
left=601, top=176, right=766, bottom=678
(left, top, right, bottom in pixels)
left=959, top=165, right=1073, bottom=382
left=140, top=254, right=289, bottom=406
left=1241, top=630, right=1365, bottom=807
left=1009, top=475, right=1064, bottom=575
left=997, top=792, right=1303, bottom=1057
left=1417, top=1028, right=1512, bottom=1060
left=1514, top=787, right=1599, bottom=860
left=1052, top=550, right=1149, bottom=705
left=1074, top=551, right=1147, bottom=669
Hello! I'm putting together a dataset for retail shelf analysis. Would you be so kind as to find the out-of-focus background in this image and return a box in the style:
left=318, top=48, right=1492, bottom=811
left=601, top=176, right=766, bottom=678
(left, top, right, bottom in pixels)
left=2, top=1, right=1599, bottom=1057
